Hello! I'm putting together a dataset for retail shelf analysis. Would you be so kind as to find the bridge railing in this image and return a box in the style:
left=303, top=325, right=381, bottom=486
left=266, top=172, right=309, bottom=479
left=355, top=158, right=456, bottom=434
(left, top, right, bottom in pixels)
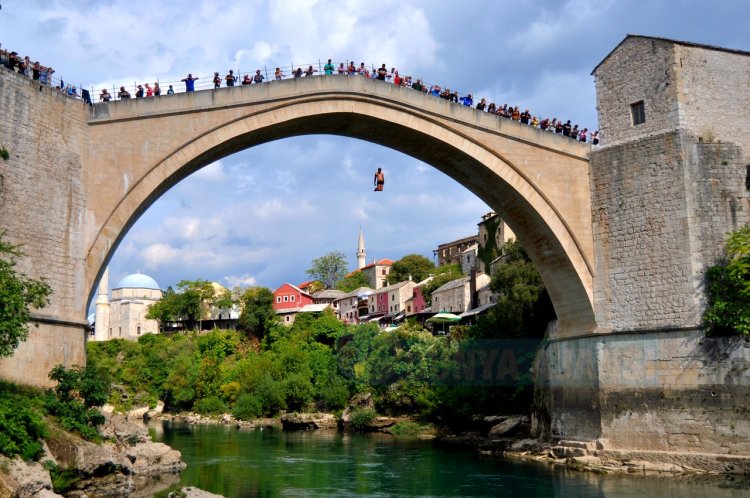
left=87, top=60, right=467, bottom=104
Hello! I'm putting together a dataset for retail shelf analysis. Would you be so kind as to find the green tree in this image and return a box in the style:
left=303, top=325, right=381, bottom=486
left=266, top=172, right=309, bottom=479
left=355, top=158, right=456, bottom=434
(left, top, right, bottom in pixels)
left=421, top=264, right=464, bottom=306
left=336, top=271, right=370, bottom=292
left=237, top=286, right=277, bottom=339
left=0, top=232, right=52, bottom=357
left=474, top=239, right=554, bottom=339
left=387, top=254, right=435, bottom=285
left=306, top=251, right=349, bottom=289
left=177, top=279, right=216, bottom=329
left=146, top=286, right=178, bottom=330
left=704, top=225, right=750, bottom=335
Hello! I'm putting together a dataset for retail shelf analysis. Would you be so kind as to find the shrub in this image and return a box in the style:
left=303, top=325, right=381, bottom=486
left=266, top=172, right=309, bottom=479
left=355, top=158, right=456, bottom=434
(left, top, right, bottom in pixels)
left=193, top=396, right=228, bottom=415
left=44, top=365, right=108, bottom=441
left=254, top=373, right=286, bottom=416
left=0, top=392, right=46, bottom=460
left=43, top=460, right=81, bottom=494
left=316, top=376, right=350, bottom=411
left=704, top=226, right=750, bottom=335
left=283, top=373, right=314, bottom=412
left=233, top=393, right=262, bottom=420
left=347, top=408, right=377, bottom=432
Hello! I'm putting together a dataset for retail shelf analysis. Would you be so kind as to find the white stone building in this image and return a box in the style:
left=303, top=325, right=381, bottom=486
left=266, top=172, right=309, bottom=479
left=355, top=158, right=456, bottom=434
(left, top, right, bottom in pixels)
left=92, top=270, right=162, bottom=341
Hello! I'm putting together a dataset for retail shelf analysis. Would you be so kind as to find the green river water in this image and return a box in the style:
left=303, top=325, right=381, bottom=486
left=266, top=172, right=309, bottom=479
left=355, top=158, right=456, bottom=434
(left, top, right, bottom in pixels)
left=151, top=422, right=748, bottom=497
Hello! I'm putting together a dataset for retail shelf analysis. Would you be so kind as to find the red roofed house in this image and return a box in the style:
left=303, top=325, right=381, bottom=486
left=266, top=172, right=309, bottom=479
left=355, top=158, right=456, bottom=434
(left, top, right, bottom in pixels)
left=360, top=258, right=393, bottom=290
left=273, top=283, right=314, bottom=325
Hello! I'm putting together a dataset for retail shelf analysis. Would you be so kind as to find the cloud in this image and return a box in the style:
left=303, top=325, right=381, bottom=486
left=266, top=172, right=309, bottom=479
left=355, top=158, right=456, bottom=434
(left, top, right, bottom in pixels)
left=142, top=243, right=179, bottom=269
left=224, top=274, right=258, bottom=288
left=192, top=161, right=227, bottom=182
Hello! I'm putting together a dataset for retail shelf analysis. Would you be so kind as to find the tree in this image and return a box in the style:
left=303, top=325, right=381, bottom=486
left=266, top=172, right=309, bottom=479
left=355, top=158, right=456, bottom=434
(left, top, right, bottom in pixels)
left=0, top=232, right=52, bottom=357
left=336, top=271, right=370, bottom=292
left=306, top=251, right=349, bottom=289
left=421, top=264, right=464, bottom=306
left=475, top=239, right=554, bottom=339
left=704, top=225, right=750, bottom=335
left=387, top=254, right=435, bottom=285
left=146, top=281, right=204, bottom=331
left=237, top=286, right=277, bottom=339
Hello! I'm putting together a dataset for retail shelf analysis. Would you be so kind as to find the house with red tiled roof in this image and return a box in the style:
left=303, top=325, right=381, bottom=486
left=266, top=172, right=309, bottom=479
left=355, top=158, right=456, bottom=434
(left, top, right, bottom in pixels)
left=273, top=283, right=314, bottom=325
left=360, top=258, right=393, bottom=289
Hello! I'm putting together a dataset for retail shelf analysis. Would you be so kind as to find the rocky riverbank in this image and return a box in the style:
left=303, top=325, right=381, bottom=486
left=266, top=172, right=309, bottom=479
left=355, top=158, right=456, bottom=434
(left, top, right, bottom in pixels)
left=0, top=412, right=185, bottom=497
left=438, top=414, right=750, bottom=479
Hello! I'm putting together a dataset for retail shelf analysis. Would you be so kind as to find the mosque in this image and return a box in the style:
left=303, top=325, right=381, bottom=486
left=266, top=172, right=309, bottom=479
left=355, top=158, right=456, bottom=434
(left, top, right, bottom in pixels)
left=91, top=268, right=163, bottom=341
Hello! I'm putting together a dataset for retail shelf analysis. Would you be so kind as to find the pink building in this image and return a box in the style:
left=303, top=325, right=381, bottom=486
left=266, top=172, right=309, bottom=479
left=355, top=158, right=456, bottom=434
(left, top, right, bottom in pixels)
left=273, top=283, right=314, bottom=312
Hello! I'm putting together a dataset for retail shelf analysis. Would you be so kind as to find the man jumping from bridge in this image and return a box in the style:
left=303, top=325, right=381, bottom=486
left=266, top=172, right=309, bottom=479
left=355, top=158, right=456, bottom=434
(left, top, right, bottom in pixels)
left=373, top=167, right=385, bottom=192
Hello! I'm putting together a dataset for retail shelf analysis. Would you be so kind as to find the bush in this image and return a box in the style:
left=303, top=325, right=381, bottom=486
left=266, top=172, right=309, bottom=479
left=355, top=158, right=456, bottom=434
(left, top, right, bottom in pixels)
left=44, top=365, right=108, bottom=441
left=193, top=396, right=228, bottom=415
left=283, top=373, right=314, bottom=412
left=316, top=376, right=350, bottom=411
left=254, top=373, right=286, bottom=416
left=43, top=460, right=81, bottom=494
left=0, top=391, right=47, bottom=460
left=233, top=393, right=262, bottom=420
left=347, top=408, right=377, bottom=432
left=704, top=226, right=750, bottom=335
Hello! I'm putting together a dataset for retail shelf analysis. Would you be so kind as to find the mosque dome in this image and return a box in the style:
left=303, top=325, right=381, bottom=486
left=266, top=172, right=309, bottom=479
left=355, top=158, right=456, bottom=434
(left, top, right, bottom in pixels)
left=115, top=273, right=161, bottom=290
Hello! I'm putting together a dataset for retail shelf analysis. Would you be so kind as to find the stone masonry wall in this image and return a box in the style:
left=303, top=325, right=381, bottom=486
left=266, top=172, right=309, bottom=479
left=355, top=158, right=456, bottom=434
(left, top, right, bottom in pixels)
left=594, top=36, right=750, bottom=158
left=0, top=68, right=89, bottom=384
left=590, top=129, right=748, bottom=332
left=594, top=37, right=679, bottom=146
left=537, top=329, right=750, bottom=456
left=674, top=44, right=750, bottom=157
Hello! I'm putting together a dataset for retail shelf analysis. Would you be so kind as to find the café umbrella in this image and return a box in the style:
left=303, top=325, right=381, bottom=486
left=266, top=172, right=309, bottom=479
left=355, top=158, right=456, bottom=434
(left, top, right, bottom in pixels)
left=426, top=312, right=462, bottom=324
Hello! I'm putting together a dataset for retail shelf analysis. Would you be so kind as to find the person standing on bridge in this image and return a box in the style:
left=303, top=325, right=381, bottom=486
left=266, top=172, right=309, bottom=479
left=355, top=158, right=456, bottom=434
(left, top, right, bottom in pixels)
left=253, top=70, right=264, bottom=84
left=213, top=72, right=221, bottom=89
left=182, top=74, right=199, bottom=92
left=377, top=64, right=387, bottom=81
left=373, top=168, right=385, bottom=192
left=225, top=70, right=237, bottom=87
left=324, top=59, right=335, bottom=75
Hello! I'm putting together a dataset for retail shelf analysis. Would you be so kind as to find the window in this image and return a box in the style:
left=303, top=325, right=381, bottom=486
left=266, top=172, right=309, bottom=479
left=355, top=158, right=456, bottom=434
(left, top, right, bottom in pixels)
left=291, top=295, right=295, bottom=301
left=137, top=326, right=141, bottom=335
left=277, top=296, right=281, bottom=303
left=407, top=305, right=411, bottom=312
left=284, top=296, right=288, bottom=302
left=381, top=269, right=386, bottom=275
left=631, top=101, right=645, bottom=126
left=285, top=316, right=290, bottom=322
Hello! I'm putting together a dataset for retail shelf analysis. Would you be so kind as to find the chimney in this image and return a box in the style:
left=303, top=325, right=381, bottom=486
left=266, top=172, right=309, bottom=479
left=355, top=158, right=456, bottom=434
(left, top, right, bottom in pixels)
left=469, top=268, right=478, bottom=310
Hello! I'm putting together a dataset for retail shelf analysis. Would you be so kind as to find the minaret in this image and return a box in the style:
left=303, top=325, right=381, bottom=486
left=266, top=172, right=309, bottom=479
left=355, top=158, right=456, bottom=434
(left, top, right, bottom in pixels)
left=357, top=227, right=366, bottom=269
left=94, top=267, right=110, bottom=341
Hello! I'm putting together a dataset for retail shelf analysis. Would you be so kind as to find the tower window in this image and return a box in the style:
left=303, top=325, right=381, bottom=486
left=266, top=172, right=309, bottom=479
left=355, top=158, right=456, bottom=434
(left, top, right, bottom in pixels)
left=631, top=101, right=645, bottom=126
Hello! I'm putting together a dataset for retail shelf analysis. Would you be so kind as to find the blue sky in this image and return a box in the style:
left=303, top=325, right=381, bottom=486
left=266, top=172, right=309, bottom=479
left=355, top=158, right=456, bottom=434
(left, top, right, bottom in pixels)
left=3, top=0, right=749, bottom=297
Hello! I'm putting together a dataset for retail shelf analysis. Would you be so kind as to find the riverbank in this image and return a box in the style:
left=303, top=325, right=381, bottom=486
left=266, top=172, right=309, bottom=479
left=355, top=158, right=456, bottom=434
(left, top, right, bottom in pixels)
left=437, top=415, right=750, bottom=479
left=0, top=412, right=185, bottom=497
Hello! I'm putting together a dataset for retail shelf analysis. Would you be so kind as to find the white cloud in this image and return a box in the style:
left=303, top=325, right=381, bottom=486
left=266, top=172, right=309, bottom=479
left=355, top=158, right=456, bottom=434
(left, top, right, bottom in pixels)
left=224, top=274, right=258, bottom=288
left=142, top=243, right=179, bottom=269
left=192, top=161, right=227, bottom=182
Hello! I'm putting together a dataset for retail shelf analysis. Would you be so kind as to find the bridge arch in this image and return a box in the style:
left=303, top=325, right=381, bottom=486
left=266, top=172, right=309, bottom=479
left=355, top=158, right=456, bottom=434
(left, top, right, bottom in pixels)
left=85, top=78, right=596, bottom=336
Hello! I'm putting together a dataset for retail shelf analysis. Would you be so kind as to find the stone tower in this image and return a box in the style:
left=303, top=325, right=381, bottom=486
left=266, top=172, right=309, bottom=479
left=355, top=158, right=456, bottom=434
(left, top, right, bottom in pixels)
left=357, top=227, right=366, bottom=269
left=94, top=267, right=110, bottom=341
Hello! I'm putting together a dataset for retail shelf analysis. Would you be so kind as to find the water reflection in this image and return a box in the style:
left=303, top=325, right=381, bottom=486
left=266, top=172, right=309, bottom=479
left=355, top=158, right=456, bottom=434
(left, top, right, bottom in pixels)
left=151, top=422, right=748, bottom=498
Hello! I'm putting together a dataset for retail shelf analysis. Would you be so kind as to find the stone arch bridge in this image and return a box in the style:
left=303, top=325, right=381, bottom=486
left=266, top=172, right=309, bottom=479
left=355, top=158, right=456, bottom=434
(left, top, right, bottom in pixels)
left=1, top=53, right=748, bottom=458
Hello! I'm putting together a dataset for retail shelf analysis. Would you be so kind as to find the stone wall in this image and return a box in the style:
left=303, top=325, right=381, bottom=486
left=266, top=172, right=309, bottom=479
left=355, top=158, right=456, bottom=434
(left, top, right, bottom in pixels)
left=0, top=68, right=89, bottom=382
left=590, top=130, right=749, bottom=332
left=594, top=37, right=679, bottom=146
left=536, top=329, right=750, bottom=456
left=594, top=36, right=750, bottom=157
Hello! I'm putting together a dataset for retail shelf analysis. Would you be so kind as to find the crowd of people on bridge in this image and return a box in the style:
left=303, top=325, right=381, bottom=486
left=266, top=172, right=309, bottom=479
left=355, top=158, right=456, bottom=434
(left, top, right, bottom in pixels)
left=111, top=59, right=599, bottom=144
left=2, top=48, right=598, bottom=144
left=1, top=44, right=89, bottom=100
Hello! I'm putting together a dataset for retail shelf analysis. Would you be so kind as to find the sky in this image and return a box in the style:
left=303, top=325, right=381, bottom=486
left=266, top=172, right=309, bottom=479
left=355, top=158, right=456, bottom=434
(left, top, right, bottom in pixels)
left=2, top=0, right=749, bottom=302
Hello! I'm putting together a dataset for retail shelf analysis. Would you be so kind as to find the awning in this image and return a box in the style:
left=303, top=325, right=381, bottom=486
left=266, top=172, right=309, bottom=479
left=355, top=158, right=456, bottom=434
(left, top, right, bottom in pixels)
left=459, top=302, right=496, bottom=318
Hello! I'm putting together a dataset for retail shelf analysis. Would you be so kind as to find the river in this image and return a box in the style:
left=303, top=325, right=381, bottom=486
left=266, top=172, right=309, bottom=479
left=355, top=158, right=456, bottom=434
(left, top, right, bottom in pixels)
left=151, top=422, right=747, bottom=497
